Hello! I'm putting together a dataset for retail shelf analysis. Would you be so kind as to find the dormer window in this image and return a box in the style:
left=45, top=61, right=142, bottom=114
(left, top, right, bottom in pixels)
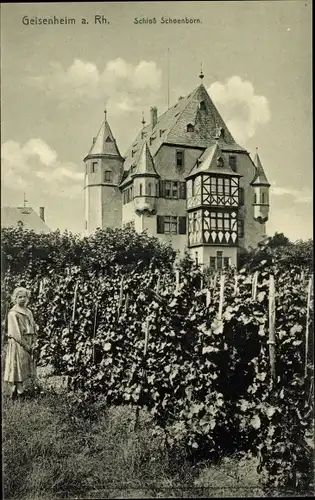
left=217, top=156, right=224, bottom=168
left=105, top=136, right=113, bottom=142
left=187, top=123, right=194, bottom=132
left=199, top=101, right=206, bottom=111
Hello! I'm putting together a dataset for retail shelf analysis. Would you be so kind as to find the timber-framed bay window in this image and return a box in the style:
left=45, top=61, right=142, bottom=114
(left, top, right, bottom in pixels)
left=201, top=175, right=239, bottom=206
left=188, top=209, right=238, bottom=246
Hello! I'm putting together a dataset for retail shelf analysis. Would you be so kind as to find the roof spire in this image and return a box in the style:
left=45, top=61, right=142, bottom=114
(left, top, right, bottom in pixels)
left=104, top=108, right=107, bottom=122
left=199, top=63, right=204, bottom=81
left=141, top=111, right=146, bottom=126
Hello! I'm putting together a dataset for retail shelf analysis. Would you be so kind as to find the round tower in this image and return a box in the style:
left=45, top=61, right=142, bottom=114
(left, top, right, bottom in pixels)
left=84, top=111, right=124, bottom=235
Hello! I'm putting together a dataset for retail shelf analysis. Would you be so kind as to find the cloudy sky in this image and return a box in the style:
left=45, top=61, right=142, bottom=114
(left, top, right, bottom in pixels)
left=1, top=1, right=312, bottom=241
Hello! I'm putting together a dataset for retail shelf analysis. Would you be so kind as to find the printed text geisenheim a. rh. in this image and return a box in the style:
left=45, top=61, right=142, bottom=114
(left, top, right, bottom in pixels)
left=134, top=16, right=202, bottom=24
left=21, top=15, right=110, bottom=25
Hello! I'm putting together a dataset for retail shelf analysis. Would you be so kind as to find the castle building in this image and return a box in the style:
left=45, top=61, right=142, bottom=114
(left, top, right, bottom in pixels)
left=83, top=76, right=270, bottom=269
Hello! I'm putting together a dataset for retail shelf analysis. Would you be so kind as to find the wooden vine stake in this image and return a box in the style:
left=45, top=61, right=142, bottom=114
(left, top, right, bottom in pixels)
left=93, top=303, right=98, bottom=364
left=135, top=317, right=151, bottom=431
left=156, top=273, right=161, bottom=294
left=72, top=281, right=79, bottom=323
left=304, top=275, right=313, bottom=378
left=117, top=276, right=124, bottom=319
left=218, top=274, right=225, bottom=320
left=234, top=273, right=239, bottom=297
left=252, top=271, right=259, bottom=300
left=268, top=275, right=276, bottom=385
left=175, top=269, right=180, bottom=292
left=206, top=289, right=211, bottom=307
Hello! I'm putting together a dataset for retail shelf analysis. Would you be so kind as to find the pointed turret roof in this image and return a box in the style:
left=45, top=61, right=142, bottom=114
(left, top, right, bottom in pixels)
left=187, top=143, right=242, bottom=178
left=251, top=150, right=270, bottom=186
left=120, top=142, right=159, bottom=187
left=85, top=114, right=122, bottom=159
left=121, top=83, right=246, bottom=180
left=133, top=142, right=159, bottom=176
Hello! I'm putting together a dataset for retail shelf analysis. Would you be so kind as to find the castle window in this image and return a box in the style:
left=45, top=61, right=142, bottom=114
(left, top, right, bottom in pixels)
left=254, top=193, right=257, bottom=204
left=224, top=257, right=230, bottom=268
left=165, top=216, right=178, bottom=234
left=123, top=186, right=133, bottom=204
left=165, top=181, right=179, bottom=199
left=262, top=193, right=265, bottom=204
left=195, top=252, right=198, bottom=265
left=229, top=156, right=237, bottom=172
left=104, top=170, right=112, bottom=182
left=91, top=161, right=98, bottom=173
left=140, top=184, right=143, bottom=196
left=148, top=183, right=152, bottom=196
left=199, top=101, right=206, bottom=110
left=157, top=215, right=187, bottom=235
left=187, top=123, right=194, bottom=132
left=210, top=251, right=230, bottom=271
left=238, top=218, right=244, bottom=238
left=176, top=150, right=184, bottom=168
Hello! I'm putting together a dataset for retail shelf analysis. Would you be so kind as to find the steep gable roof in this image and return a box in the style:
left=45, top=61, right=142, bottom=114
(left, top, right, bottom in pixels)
left=86, top=118, right=122, bottom=158
left=122, top=83, right=246, bottom=180
left=251, top=151, right=270, bottom=186
left=187, top=143, right=242, bottom=178
left=1, top=207, right=51, bottom=233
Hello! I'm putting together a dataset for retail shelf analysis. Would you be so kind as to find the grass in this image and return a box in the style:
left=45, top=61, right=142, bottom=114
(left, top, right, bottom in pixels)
left=2, top=381, right=265, bottom=499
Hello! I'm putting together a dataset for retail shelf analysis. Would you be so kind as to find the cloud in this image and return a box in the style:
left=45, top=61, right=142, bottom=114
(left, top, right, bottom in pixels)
left=208, top=76, right=271, bottom=144
left=1, top=139, right=84, bottom=199
left=270, top=183, right=312, bottom=204
left=27, top=58, right=162, bottom=115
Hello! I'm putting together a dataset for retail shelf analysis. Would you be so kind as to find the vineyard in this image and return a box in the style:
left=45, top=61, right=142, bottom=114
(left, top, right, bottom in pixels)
left=1, top=227, right=314, bottom=495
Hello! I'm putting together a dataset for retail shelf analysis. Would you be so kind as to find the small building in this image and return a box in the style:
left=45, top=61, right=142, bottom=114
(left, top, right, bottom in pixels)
left=83, top=75, right=270, bottom=269
left=1, top=206, right=51, bottom=233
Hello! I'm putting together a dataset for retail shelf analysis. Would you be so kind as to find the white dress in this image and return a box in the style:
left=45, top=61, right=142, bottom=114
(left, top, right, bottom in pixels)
left=4, top=305, right=36, bottom=391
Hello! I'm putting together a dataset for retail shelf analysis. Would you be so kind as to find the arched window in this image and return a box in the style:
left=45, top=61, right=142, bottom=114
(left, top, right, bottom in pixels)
left=187, top=123, right=194, bottom=132
left=199, top=101, right=206, bottom=110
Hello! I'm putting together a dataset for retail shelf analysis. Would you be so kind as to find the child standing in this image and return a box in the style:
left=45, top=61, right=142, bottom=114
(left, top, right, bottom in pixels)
left=4, top=287, right=37, bottom=399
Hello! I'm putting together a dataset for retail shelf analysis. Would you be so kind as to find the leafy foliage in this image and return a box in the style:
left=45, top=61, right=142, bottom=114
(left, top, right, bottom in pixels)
left=1, top=229, right=314, bottom=495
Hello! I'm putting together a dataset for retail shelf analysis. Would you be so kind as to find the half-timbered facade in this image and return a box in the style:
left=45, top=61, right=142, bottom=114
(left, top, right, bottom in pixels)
left=84, top=79, right=270, bottom=269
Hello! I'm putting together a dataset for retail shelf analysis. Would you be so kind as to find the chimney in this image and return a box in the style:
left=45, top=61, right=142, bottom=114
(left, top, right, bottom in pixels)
left=39, top=207, right=45, bottom=222
left=150, top=106, right=158, bottom=128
